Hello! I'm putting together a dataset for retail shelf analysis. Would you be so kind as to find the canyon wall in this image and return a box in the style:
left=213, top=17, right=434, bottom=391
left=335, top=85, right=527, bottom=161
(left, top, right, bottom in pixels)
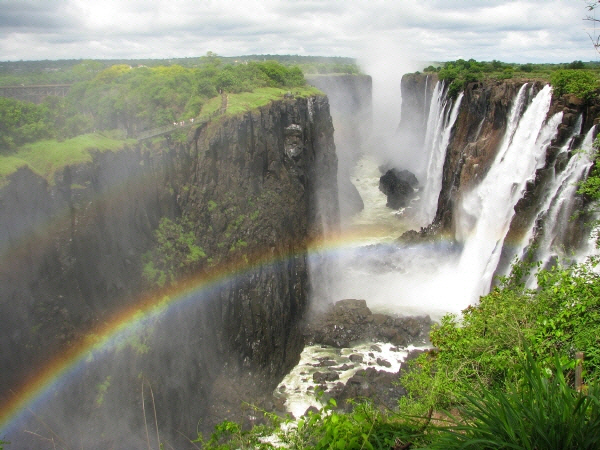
left=0, top=94, right=338, bottom=447
left=398, top=75, right=600, bottom=252
left=307, top=74, right=372, bottom=219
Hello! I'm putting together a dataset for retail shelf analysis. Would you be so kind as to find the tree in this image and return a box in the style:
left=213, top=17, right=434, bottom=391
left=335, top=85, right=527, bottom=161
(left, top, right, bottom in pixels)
left=585, top=1, right=600, bottom=54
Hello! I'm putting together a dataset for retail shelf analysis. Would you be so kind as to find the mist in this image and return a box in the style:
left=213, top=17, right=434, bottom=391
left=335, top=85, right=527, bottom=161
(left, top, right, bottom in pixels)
left=357, top=40, right=426, bottom=176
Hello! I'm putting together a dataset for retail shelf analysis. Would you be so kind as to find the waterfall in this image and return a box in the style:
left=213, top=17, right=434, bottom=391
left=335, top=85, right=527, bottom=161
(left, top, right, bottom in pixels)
left=521, top=124, right=597, bottom=286
left=453, top=84, right=560, bottom=300
left=417, top=82, right=464, bottom=226
left=502, top=115, right=583, bottom=276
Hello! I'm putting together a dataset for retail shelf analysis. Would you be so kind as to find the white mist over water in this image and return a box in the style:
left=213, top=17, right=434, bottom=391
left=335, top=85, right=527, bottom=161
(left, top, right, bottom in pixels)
left=324, top=80, right=595, bottom=321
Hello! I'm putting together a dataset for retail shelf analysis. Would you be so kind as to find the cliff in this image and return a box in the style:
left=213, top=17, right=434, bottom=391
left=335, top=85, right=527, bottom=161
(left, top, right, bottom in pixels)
left=0, top=94, right=338, bottom=447
left=307, top=74, right=372, bottom=220
left=397, top=74, right=600, bottom=242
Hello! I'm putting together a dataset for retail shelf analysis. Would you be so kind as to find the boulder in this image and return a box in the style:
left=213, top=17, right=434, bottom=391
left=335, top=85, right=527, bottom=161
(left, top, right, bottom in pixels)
left=304, top=299, right=432, bottom=347
left=379, top=168, right=418, bottom=209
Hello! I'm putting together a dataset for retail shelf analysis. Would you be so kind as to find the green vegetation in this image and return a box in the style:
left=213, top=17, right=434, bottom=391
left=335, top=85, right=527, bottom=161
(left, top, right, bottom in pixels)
left=95, top=376, right=112, bottom=406
left=424, top=58, right=600, bottom=99
left=195, top=398, right=427, bottom=450
left=0, top=97, right=56, bottom=150
left=0, top=132, right=134, bottom=185
left=429, top=354, right=600, bottom=450
left=0, top=55, right=360, bottom=87
left=142, top=217, right=206, bottom=288
left=0, top=54, right=311, bottom=154
left=551, top=69, right=599, bottom=99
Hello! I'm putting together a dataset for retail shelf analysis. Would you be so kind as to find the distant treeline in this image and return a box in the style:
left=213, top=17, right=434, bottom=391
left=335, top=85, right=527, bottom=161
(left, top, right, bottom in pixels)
left=0, top=53, right=361, bottom=87
left=422, top=58, right=600, bottom=99
left=0, top=54, right=309, bottom=152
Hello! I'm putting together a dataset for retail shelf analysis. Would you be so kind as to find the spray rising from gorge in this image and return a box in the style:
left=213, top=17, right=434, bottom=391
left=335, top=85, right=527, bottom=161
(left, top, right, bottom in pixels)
left=323, top=73, right=599, bottom=321
left=1, top=59, right=600, bottom=448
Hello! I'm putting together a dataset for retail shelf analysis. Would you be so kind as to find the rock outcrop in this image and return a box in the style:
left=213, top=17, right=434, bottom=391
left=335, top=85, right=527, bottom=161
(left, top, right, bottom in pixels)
left=304, top=299, right=431, bottom=348
left=0, top=94, right=338, bottom=447
left=379, top=168, right=419, bottom=209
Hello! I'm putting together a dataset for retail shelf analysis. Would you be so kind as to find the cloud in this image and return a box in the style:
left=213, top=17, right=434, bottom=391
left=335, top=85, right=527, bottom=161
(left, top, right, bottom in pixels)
left=0, top=0, right=595, bottom=63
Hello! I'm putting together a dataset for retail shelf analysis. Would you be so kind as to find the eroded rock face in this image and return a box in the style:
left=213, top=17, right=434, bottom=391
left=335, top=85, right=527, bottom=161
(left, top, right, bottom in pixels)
left=0, top=95, right=339, bottom=446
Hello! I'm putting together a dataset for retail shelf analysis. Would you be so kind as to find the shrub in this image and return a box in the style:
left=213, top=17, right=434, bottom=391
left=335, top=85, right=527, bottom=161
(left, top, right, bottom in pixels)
left=142, top=216, right=206, bottom=287
left=550, top=69, right=599, bottom=99
left=429, top=352, right=600, bottom=450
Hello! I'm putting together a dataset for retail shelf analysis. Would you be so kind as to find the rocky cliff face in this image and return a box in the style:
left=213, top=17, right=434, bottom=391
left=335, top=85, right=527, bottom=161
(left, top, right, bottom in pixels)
left=306, top=74, right=372, bottom=220
left=0, top=94, right=338, bottom=447
left=397, top=74, right=600, bottom=249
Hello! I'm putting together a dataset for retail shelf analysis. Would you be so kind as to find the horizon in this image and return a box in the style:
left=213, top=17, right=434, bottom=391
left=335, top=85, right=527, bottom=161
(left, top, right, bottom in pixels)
left=1, top=1, right=598, bottom=69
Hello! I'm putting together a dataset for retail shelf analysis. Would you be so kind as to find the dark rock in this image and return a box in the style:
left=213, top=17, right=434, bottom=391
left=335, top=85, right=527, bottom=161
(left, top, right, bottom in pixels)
left=376, top=358, right=392, bottom=368
left=332, top=367, right=407, bottom=411
left=304, top=299, right=432, bottom=348
left=379, top=168, right=419, bottom=209
left=313, top=371, right=340, bottom=383
left=349, top=354, right=364, bottom=363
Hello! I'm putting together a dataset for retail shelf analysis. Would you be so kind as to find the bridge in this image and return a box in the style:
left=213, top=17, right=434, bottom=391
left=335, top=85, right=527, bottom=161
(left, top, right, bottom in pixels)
left=0, top=84, right=71, bottom=103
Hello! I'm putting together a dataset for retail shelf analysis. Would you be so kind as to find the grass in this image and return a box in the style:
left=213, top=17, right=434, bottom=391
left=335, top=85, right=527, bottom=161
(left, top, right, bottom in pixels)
left=429, top=352, right=600, bottom=450
left=0, top=85, right=323, bottom=187
left=202, top=86, right=324, bottom=118
left=0, top=132, right=135, bottom=186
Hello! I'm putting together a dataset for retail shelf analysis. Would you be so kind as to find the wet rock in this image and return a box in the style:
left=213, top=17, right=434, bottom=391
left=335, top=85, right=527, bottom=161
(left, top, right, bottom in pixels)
left=313, top=371, right=340, bottom=383
left=379, top=168, right=419, bottom=209
left=377, top=358, right=392, bottom=368
left=332, top=367, right=407, bottom=411
left=349, top=354, right=364, bottom=363
left=304, top=299, right=432, bottom=348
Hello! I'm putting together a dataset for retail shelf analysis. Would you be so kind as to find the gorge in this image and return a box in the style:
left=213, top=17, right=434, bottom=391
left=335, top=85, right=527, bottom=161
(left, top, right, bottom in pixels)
left=0, top=93, right=338, bottom=448
left=1, top=67, right=600, bottom=449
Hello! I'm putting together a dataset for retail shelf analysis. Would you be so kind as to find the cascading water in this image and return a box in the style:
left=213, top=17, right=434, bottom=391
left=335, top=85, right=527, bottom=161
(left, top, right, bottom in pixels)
left=417, top=83, right=464, bottom=226
left=519, top=123, right=598, bottom=286
left=453, top=84, right=561, bottom=300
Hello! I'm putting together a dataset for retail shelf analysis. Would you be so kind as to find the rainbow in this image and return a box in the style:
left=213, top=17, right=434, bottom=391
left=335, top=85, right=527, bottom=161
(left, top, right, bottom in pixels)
left=0, top=213, right=528, bottom=444
left=0, top=228, right=395, bottom=442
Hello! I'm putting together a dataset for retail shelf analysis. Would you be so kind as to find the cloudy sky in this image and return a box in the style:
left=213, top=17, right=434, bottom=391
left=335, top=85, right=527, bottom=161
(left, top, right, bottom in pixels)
left=1, top=0, right=599, bottom=67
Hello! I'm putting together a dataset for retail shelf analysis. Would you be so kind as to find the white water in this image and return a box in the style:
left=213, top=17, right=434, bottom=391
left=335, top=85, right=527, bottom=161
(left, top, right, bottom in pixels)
left=275, top=343, right=424, bottom=418
left=453, top=84, right=561, bottom=299
left=417, top=83, right=464, bottom=227
left=498, top=115, right=583, bottom=280
left=523, top=124, right=598, bottom=286
left=290, top=80, right=598, bottom=419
